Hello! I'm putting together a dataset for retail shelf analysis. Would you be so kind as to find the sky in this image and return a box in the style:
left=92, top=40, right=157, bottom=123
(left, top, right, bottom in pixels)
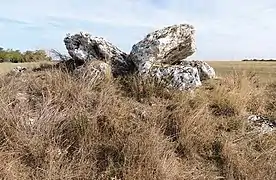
left=0, top=0, right=276, bottom=60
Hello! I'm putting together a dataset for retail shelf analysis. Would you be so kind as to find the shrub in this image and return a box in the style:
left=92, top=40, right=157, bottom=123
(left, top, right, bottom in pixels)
left=0, top=48, right=52, bottom=63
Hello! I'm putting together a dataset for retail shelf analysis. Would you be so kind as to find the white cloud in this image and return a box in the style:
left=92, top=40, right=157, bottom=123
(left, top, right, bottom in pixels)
left=0, top=0, right=276, bottom=59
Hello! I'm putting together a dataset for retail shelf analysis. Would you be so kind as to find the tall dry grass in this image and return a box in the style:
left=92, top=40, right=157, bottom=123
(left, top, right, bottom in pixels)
left=0, top=67, right=275, bottom=180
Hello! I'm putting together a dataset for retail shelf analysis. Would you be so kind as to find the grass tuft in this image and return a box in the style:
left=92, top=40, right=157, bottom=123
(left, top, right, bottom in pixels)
left=0, top=63, right=275, bottom=179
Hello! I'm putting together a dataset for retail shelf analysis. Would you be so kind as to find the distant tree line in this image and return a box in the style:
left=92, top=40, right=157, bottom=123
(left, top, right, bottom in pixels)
left=0, top=47, right=52, bottom=63
left=242, top=59, right=276, bottom=62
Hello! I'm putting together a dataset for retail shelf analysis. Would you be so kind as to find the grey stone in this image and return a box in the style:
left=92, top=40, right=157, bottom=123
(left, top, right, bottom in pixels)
left=129, top=24, right=196, bottom=72
left=12, top=66, right=27, bottom=73
left=248, top=115, right=276, bottom=134
left=64, top=32, right=135, bottom=77
left=180, top=60, right=216, bottom=80
left=148, top=64, right=201, bottom=90
left=63, top=24, right=216, bottom=91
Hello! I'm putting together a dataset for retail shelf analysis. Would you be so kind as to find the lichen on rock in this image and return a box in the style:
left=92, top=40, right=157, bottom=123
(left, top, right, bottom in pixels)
left=149, top=64, right=202, bottom=90
left=63, top=24, right=216, bottom=91
left=129, top=24, right=196, bottom=72
left=180, top=60, right=216, bottom=81
left=64, top=32, right=135, bottom=77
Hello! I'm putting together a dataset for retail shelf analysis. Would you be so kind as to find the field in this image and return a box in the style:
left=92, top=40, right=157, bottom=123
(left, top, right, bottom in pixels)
left=1, top=61, right=276, bottom=79
left=0, top=62, right=52, bottom=74
left=0, top=61, right=276, bottom=180
left=210, top=61, right=276, bottom=80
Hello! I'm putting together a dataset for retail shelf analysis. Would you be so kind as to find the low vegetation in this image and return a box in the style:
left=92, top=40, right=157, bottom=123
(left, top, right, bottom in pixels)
left=0, top=47, right=52, bottom=63
left=0, top=62, right=52, bottom=75
left=242, top=59, right=276, bottom=61
left=209, top=61, right=276, bottom=81
left=0, top=62, right=275, bottom=179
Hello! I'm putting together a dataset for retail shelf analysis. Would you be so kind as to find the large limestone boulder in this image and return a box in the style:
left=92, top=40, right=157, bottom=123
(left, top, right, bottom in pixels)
left=64, top=32, right=135, bottom=77
left=129, top=24, right=196, bottom=72
left=180, top=60, right=216, bottom=80
left=63, top=24, right=216, bottom=91
left=149, top=64, right=201, bottom=90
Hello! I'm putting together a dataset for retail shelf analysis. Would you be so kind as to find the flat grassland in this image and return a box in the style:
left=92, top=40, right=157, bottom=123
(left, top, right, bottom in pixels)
left=0, top=62, right=51, bottom=74
left=209, top=61, right=276, bottom=79
left=1, top=61, right=275, bottom=78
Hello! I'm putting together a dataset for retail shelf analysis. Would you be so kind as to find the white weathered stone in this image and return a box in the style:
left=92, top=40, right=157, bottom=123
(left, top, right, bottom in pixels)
left=64, top=32, right=135, bottom=77
left=149, top=64, right=201, bottom=90
left=180, top=60, right=216, bottom=80
left=12, top=66, right=27, bottom=73
left=129, top=24, right=196, bottom=72
left=248, top=115, right=276, bottom=134
left=63, top=24, right=217, bottom=91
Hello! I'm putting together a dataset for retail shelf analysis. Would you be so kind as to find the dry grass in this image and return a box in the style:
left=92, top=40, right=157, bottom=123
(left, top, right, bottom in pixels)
left=209, top=61, right=276, bottom=81
left=0, top=62, right=276, bottom=179
left=0, top=62, right=53, bottom=74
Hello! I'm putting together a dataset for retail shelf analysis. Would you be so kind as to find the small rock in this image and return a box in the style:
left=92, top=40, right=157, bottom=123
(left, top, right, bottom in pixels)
left=12, top=66, right=27, bottom=73
left=248, top=115, right=276, bottom=134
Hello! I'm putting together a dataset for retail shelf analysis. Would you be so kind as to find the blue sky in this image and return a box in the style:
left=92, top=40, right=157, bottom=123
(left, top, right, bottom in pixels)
left=0, top=0, right=276, bottom=60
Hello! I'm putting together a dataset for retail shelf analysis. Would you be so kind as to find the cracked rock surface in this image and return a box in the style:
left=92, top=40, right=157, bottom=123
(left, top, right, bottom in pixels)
left=129, top=24, right=196, bottom=72
left=64, top=24, right=215, bottom=91
left=64, top=33, right=135, bottom=77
